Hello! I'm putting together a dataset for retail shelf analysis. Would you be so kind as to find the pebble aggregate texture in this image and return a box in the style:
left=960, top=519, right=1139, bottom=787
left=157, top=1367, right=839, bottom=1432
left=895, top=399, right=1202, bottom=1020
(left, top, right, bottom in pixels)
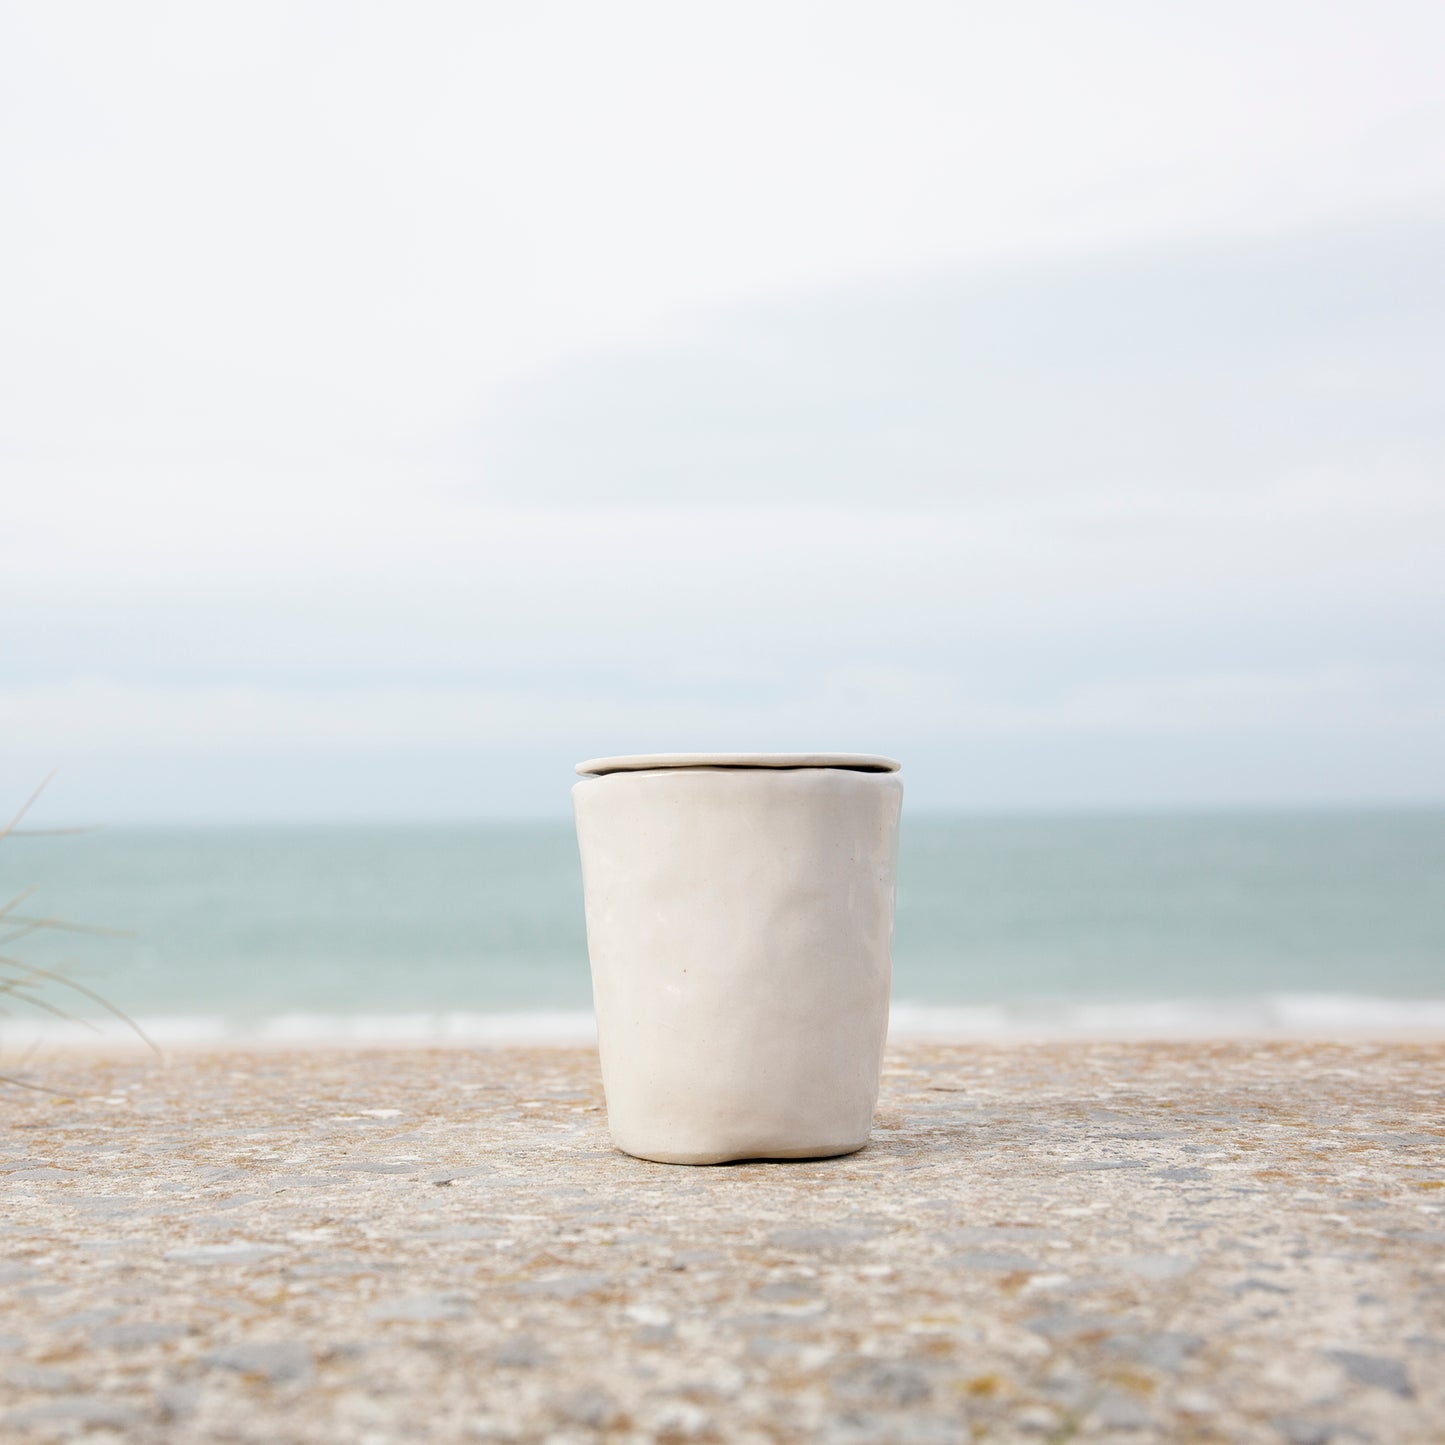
left=2, top=1042, right=1443, bottom=1444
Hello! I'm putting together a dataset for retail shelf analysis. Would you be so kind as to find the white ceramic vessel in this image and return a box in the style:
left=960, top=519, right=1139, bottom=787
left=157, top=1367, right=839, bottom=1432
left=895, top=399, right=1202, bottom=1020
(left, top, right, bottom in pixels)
left=572, top=753, right=903, bottom=1165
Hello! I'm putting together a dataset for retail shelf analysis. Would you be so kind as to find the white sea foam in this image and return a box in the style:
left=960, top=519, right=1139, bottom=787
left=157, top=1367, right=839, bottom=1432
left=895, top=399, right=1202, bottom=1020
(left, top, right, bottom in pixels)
left=0, top=1009, right=600, bottom=1050
left=7, top=995, right=1445, bottom=1051
left=889, top=994, right=1445, bottom=1039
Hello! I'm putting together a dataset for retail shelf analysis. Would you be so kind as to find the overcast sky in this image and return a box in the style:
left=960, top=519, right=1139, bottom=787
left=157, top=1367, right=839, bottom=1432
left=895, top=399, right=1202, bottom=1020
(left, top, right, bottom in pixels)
left=4, top=1, right=1444, bottom=823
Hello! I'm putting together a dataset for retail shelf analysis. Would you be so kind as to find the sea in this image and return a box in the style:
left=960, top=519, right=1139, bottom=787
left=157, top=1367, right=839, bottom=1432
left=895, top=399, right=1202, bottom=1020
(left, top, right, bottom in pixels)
left=6, top=811, right=1444, bottom=1046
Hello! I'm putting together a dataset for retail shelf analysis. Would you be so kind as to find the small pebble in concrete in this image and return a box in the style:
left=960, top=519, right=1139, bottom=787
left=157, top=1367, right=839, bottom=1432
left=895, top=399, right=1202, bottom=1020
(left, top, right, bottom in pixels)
left=368, top=1292, right=473, bottom=1322
left=1326, top=1348, right=1414, bottom=1398
left=164, top=1242, right=284, bottom=1266
left=203, top=1340, right=314, bottom=1384
left=92, top=1321, right=193, bottom=1348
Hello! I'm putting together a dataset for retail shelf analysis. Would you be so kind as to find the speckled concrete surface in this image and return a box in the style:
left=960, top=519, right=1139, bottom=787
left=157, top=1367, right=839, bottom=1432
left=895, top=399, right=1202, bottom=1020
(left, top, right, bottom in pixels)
left=2, top=1042, right=1443, bottom=1443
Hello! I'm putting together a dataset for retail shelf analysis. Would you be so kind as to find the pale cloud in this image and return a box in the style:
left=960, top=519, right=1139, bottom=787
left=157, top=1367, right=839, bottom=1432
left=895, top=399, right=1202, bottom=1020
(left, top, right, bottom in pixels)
left=6, top=658, right=1441, bottom=823
left=469, top=211, right=1445, bottom=506
left=6, top=665, right=1437, bottom=754
left=5, top=1, right=1445, bottom=469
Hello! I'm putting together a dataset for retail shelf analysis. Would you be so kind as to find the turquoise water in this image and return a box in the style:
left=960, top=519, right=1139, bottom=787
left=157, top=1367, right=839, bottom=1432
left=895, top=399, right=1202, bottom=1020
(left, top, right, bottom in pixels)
left=5, top=811, right=1444, bottom=1039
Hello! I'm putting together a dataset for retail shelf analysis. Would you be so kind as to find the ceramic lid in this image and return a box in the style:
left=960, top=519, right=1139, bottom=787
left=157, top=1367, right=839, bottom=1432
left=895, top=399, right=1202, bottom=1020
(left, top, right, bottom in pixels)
left=575, top=752, right=901, bottom=777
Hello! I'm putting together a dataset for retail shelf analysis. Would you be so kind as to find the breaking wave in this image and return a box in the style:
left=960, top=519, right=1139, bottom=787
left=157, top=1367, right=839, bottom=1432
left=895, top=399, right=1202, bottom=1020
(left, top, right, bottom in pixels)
left=9, top=994, right=1445, bottom=1049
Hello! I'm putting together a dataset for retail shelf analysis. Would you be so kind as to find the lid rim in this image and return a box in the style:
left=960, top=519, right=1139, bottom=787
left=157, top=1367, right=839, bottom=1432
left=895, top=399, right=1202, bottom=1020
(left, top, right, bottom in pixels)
left=575, top=752, right=900, bottom=777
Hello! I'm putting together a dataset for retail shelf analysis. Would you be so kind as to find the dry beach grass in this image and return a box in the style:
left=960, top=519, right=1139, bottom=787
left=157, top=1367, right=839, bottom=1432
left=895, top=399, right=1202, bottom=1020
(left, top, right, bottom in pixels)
left=3, top=1039, right=1443, bottom=1443
left=1, top=778, right=157, bottom=1087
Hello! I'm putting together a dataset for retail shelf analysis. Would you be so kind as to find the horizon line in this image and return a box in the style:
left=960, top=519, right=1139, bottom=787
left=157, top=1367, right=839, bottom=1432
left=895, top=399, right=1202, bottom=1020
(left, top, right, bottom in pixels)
left=10, top=798, right=1445, bottom=833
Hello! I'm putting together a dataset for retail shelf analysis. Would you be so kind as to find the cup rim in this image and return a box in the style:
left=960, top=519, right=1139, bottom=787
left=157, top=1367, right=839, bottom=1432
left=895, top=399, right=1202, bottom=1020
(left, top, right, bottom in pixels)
left=575, top=752, right=900, bottom=777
